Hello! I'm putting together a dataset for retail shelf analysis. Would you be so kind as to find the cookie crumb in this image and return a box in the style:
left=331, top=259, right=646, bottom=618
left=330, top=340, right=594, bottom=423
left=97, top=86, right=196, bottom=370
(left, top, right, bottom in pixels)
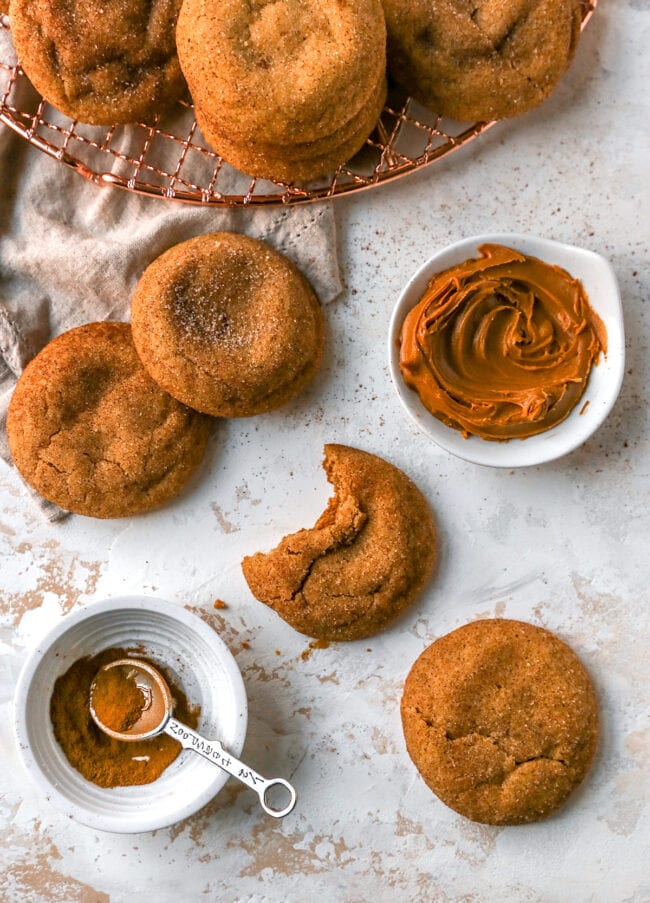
left=213, top=599, right=227, bottom=610
left=300, top=638, right=331, bottom=661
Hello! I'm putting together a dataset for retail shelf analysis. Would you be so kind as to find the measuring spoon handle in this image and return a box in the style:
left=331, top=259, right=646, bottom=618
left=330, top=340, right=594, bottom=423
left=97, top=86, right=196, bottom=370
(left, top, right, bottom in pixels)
left=164, top=717, right=297, bottom=818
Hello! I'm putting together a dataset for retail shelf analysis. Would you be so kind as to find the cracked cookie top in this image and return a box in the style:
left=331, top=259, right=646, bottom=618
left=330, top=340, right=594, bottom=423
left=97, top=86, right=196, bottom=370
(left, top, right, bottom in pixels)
left=241, top=444, right=437, bottom=641
left=382, top=0, right=582, bottom=121
left=401, top=618, right=598, bottom=824
left=9, top=0, right=185, bottom=124
left=131, top=232, right=324, bottom=418
left=7, top=322, right=211, bottom=518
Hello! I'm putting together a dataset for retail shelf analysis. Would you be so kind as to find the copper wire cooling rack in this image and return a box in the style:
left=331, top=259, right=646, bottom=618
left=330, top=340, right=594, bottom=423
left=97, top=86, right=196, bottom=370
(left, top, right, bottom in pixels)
left=0, top=4, right=595, bottom=207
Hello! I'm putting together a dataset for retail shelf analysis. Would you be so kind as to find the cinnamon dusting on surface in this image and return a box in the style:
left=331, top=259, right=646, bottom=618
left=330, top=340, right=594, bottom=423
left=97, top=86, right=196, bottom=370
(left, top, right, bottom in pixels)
left=1, top=538, right=102, bottom=625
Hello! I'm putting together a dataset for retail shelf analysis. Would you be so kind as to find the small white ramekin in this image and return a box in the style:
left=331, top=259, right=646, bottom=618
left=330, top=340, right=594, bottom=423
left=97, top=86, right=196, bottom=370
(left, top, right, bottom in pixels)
left=14, top=596, right=247, bottom=833
left=388, top=233, right=625, bottom=467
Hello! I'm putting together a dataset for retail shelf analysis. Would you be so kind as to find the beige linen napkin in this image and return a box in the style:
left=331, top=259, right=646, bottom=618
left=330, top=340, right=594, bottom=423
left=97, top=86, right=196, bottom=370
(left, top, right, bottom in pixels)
left=0, top=30, right=342, bottom=520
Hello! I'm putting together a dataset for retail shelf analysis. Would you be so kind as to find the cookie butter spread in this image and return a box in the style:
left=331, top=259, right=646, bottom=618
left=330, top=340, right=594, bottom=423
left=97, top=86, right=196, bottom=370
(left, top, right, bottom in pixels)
left=399, top=244, right=607, bottom=441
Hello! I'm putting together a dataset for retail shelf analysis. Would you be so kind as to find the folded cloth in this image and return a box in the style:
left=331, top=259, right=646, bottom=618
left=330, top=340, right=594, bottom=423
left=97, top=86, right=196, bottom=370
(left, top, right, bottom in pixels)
left=0, top=29, right=342, bottom=521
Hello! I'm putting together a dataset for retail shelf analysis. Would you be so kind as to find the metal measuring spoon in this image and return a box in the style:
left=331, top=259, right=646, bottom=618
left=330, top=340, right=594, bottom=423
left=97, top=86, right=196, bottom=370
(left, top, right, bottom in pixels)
left=89, top=658, right=297, bottom=818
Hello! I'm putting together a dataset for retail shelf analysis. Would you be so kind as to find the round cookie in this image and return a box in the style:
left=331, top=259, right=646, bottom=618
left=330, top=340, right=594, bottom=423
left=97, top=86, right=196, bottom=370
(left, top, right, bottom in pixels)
left=131, top=233, right=324, bottom=417
left=242, top=444, right=437, bottom=641
left=401, top=619, right=598, bottom=825
left=177, top=0, right=386, bottom=144
left=177, top=0, right=387, bottom=181
left=9, top=0, right=185, bottom=124
left=7, top=322, right=210, bottom=518
left=192, top=77, right=387, bottom=182
left=383, top=0, right=582, bottom=121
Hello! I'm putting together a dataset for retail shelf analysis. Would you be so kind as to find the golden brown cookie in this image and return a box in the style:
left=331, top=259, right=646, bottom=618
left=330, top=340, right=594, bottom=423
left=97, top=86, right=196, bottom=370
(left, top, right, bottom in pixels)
left=401, top=619, right=599, bottom=825
left=383, top=0, right=582, bottom=121
left=242, top=444, right=437, bottom=641
left=177, top=0, right=387, bottom=181
left=178, top=0, right=386, bottom=143
left=7, top=322, right=210, bottom=518
left=192, top=77, right=387, bottom=183
left=9, top=0, right=185, bottom=124
left=131, top=233, right=324, bottom=417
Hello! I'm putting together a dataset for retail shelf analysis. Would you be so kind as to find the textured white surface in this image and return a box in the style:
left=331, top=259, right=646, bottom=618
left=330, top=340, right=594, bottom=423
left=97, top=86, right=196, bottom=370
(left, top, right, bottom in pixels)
left=1, top=1, right=649, bottom=900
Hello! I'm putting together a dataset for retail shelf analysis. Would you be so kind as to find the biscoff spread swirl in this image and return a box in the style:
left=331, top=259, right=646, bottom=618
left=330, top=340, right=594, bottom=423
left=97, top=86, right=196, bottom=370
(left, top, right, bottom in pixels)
left=399, top=244, right=607, bottom=441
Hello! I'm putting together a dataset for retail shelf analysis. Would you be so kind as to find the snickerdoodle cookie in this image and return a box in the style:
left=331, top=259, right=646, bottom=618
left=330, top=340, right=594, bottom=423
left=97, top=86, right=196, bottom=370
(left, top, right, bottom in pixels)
left=401, top=619, right=598, bottom=825
left=242, top=444, right=437, bottom=641
left=7, top=322, right=210, bottom=518
left=191, top=76, right=387, bottom=183
left=383, top=0, right=582, bottom=121
left=9, top=0, right=185, bottom=124
left=131, top=233, right=324, bottom=417
left=176, top=0, right=387, bottom=181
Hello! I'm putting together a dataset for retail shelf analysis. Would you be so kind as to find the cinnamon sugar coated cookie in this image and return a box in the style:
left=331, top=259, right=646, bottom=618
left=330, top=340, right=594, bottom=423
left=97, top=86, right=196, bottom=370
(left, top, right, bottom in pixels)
left=131, top=233, right=324, bottom=417
left=191, top=77, right=387, bottom=184
left=7, top=322, right=210, bottom=517
left=9, top=0, right=185, bottom=124
left=176, top=0, right=387, bottom=181
left=242, top=444, right=436, bottom=641
left=401, top=619, right=598, bottom=824
left=382, top=0, right=582, bottom=121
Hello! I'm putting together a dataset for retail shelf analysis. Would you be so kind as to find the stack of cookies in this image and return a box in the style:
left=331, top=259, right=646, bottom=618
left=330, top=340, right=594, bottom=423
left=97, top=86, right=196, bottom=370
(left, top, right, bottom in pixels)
left=7, top=0, right=587, bottom=181
left=176, top=0, right=387, bottom=182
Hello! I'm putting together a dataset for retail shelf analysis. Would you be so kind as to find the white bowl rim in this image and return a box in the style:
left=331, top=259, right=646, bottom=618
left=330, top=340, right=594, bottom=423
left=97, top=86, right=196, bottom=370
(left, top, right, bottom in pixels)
left=13, top=595, right=248, bottom=833
left=388, top=232, right=625, bottom=468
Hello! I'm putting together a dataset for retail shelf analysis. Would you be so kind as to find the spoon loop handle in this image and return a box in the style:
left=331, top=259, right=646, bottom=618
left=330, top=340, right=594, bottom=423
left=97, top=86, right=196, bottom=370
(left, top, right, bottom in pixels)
left=165, top=717, right=297, bottom=818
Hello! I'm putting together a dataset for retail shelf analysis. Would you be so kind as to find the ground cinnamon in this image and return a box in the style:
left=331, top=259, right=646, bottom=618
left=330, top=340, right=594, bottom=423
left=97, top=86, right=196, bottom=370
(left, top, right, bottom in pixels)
left=50, top=647, right=200, bottom=788
left=90, top=664, right=146, bottom=733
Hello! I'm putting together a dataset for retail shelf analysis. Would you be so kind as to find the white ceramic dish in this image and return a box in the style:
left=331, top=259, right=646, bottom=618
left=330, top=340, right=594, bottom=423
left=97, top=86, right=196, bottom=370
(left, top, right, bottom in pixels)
left=388, top=233, right=625, bottom=467
left=14, top=596, right=247, bottom=833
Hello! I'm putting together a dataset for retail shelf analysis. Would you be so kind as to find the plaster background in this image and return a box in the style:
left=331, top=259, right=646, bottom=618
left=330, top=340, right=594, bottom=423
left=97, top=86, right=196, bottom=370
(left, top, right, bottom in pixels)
left=1, top=1, right=649, bottom=900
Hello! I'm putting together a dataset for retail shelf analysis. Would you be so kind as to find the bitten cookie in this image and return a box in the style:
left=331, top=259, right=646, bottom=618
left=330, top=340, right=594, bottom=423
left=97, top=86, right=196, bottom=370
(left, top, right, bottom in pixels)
left=242, top=444, right=437, bottom=641
left=382, top=0, right=582, bottom=121
left=7, top=322, right=210, bottom=518
left=401, top=619, right=598, bottom=825
left=9, top=0, right=185, bottom=124
left=131, top=233, right=324, bottom=418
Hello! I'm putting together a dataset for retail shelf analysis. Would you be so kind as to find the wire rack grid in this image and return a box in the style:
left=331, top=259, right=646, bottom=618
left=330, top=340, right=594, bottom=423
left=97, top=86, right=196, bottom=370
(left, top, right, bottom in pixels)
left=0, top=4, right=595, bottom=207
